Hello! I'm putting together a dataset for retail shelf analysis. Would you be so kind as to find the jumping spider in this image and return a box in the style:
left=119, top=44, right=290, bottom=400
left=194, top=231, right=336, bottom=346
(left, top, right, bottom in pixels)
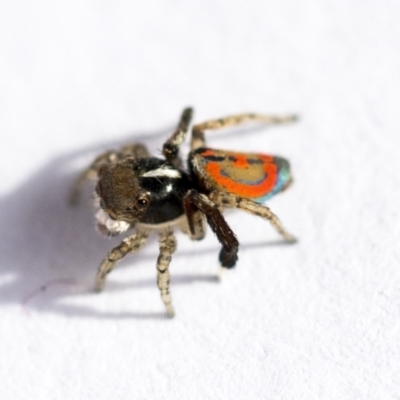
left=70, top=108, right=297, bottom=317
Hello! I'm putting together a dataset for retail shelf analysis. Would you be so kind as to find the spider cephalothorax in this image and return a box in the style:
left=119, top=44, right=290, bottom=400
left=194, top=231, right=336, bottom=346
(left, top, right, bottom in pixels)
left=70, top=108, right=297, bottom=317
left=96, top=157, right=192, bottom=228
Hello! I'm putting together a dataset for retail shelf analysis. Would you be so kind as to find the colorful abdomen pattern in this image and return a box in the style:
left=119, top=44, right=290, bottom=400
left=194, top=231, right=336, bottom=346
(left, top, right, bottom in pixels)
left=192, top=148, right=292, bottom=203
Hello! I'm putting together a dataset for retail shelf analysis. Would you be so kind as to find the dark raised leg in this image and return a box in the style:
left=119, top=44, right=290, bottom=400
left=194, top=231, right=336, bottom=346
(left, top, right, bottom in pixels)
left=162, top=107, right=193, bottom=168
left=184, top=190, right=239, bottom=269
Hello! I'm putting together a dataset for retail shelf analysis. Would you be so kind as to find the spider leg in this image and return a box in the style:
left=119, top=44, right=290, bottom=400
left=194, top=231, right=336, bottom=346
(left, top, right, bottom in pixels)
left=162, top=107, right=193, bottom=168
left=211, top=191, right=297, bottom=243
left=156, top=230, right=177, bottom=318
left=182, top=197, right=207, bottom=241
left=118, top=143, right=150, bottom=159
left=95, top=231, right=149, bottom=291
left=184, top=190, right=239, bottom=269
left=69, top=144, right=150, bottom=206
left=191, top=112, right=298, bottom=150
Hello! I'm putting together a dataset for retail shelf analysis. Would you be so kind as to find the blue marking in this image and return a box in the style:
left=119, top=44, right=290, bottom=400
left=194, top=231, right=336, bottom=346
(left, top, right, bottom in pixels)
left=255, top=158, right=291, bottom=204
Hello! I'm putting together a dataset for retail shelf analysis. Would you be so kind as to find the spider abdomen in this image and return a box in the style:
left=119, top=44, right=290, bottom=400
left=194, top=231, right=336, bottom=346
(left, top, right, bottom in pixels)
left=189, top=148, right=292, bottom=202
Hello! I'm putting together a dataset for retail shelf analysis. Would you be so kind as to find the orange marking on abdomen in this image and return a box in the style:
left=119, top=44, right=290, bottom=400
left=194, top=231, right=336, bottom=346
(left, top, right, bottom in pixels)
left=205, top=160, right=277, bottom=198
left=232, top=155, right=249, bottom=168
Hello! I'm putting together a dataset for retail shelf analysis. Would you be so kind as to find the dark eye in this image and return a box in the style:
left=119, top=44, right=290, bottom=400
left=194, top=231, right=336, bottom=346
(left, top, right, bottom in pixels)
left=99, top=200, right=105, bottom=209
left=137, top=198, right=148, bottom=208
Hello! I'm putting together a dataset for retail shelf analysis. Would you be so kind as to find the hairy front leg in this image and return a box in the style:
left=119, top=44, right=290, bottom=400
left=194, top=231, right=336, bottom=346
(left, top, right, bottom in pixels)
left=95, top=232, right=149, bottom=291
left=156, top=230, right=177, bottom=318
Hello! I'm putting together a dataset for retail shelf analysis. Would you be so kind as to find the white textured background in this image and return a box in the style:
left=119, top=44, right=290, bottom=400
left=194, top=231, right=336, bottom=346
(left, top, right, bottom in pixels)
left=1, top=1, right=399, bottom=399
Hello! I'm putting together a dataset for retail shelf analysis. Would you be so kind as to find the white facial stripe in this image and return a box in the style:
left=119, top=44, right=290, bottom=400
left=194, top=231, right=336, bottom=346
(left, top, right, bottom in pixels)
left=142, top=167, right=181, bottom=179
left=95, top=209, right=130, bottom=234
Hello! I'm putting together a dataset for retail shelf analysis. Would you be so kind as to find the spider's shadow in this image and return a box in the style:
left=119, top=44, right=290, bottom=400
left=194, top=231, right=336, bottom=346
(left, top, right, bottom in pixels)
left=0, top=124, right=289, bottom=320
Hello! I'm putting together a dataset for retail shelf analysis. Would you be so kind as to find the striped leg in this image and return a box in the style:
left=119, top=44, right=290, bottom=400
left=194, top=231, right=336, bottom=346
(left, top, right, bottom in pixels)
left=211, top=191, right=297, bottom=243
left=157, top=230, right=177, bottom=318
left=191, top=113, right=298, bottom=150
left=95, top=232, right=149, bottom=291
left=162, top=107, right=194, bottom=168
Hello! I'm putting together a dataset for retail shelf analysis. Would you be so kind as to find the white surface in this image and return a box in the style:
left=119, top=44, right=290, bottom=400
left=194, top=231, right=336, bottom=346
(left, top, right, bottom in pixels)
left=1, top=1, right=400, bottom=399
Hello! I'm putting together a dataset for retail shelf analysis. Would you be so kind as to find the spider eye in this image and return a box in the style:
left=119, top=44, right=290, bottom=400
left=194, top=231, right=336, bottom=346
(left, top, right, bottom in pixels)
left=99, top=200, right=105, bottom=209
left=137, top=197, right=149, bottom=208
